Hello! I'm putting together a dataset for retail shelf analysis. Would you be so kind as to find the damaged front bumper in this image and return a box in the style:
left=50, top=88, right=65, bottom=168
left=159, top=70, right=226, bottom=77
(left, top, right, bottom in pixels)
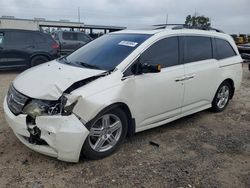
left=3, top=97, right=89, bottom=162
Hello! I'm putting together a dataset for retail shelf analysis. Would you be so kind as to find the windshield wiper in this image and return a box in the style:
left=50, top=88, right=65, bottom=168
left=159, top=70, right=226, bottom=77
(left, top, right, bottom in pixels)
left=76, top=61, right=102, bottom=70
left=60, top=56, right=71, bottom=64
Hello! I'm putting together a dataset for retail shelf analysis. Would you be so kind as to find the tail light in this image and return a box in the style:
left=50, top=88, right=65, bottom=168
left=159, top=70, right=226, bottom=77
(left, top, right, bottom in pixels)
left=52, top=43, right=59, bottom=49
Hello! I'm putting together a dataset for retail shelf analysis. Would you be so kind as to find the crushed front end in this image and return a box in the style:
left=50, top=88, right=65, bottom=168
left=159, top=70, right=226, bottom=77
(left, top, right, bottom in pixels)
left=3, top=84, right=89, bottom=162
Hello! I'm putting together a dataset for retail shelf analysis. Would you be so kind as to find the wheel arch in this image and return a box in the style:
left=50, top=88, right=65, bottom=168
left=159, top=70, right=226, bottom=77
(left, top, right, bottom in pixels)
left=86, top=102, right=136, bottom=138
left=30, top=53, right=51, bottom=62
left=222, top=78, right=235, bottom=99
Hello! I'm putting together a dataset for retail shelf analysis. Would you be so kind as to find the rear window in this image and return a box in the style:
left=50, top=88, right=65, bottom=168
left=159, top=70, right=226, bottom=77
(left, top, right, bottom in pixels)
left=62, top=32, right=77, bottom=41
left=184, top=36, right=213, bottom=63
left=32, top=33, right=46, bottom=43
left=77, top=33, right=91, bottom=42
left=215, top=38, right=236, bottom=60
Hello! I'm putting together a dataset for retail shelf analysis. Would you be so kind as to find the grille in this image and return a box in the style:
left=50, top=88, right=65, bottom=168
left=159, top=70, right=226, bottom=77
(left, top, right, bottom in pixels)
left=7, top=84, right=29, bottom=115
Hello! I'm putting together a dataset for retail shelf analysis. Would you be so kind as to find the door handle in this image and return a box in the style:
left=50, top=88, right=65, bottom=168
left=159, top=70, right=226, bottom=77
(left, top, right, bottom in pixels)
left=185, top=74, right=196, bottom=80
left=175, top=77, right=185, bottom=82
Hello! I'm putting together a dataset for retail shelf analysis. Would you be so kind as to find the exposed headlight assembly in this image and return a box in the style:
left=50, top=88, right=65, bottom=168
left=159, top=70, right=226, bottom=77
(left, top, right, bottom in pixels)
left=22, top=96, right=77, bottom=118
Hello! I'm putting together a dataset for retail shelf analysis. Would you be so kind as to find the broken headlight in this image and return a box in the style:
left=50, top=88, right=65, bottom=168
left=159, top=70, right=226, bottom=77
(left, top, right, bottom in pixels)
left=22, top=96, right=69, bottom=118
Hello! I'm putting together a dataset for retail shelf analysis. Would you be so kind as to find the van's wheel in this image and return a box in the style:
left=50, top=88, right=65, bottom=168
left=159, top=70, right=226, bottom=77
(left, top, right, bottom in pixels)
left=82, top=108, right=128, bottom=160
left=211, top=81, right=232, bottom=112
left=30, top=55, right=49, bottom=67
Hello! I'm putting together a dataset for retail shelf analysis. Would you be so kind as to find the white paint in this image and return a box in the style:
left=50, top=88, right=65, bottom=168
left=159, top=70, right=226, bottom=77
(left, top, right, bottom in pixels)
left=4, top=28, right=243, bottom=162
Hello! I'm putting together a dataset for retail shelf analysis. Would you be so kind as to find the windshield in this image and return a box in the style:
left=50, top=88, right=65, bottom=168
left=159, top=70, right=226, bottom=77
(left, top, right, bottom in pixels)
left=59, top=33, right=151, bottom=70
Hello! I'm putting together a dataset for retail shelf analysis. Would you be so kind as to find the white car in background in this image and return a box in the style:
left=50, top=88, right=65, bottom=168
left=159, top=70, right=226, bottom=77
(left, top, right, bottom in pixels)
left=4, top=26, right=242, bottom=162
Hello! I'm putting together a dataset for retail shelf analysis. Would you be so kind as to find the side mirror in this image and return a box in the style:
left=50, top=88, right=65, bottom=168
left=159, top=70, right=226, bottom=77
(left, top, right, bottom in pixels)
left=140, top=63, right=161, bottom=73
left=130, top=57, right=161, bottom=75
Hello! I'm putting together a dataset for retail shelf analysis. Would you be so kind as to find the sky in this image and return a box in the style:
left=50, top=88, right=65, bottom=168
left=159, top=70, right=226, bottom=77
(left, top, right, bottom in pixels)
left=0, top=0, right=249, bottom=34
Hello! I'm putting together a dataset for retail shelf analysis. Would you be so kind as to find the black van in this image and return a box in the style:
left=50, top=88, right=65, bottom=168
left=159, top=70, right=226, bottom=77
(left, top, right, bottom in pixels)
left=0, top=29, right=59, bottom=70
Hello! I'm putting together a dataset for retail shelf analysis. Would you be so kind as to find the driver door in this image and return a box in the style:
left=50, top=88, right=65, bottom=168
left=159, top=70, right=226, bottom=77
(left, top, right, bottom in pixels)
left=123, top=36, right=185, bottom=130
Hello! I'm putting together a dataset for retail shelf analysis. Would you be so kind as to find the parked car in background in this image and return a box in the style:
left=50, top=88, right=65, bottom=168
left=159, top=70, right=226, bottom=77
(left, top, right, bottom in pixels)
left=238, top=43, right=250, bottom=54
left=0, top=29, right=59, bottom=70
left=53, top=31, right=92, bottom=55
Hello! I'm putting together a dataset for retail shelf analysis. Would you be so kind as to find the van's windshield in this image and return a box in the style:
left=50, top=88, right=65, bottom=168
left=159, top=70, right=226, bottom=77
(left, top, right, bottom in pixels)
left=59, top=33, right=151, bottom=70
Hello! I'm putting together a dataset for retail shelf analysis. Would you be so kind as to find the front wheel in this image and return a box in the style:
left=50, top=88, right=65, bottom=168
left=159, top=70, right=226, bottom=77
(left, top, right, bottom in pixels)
left=211, top=81, right=232, bottom=112
left=82, top=108, right=128, bottom=160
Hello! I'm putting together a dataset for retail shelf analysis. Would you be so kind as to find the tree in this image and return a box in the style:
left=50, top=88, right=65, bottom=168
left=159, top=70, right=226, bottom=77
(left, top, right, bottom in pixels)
left=185, top=14, right=211, bottom=29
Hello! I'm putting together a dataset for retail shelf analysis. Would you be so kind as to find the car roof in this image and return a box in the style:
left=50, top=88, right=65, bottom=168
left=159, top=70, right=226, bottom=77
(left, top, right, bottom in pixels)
left=114, top=28, right=232, bottom=41
left=0, top=29, right=42, bottom=33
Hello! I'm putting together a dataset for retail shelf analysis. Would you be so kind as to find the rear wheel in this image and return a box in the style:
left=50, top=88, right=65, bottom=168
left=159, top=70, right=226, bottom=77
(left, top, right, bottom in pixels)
left=211, top=81, right=232, bottom=112
left=82, top=108, right=128, bottom=160
left=30, top=55, right=49, bottom=67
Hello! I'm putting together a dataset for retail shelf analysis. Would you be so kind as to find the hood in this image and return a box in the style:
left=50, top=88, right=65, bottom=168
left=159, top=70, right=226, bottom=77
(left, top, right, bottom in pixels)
left=13, top=60, right=105, bottom=100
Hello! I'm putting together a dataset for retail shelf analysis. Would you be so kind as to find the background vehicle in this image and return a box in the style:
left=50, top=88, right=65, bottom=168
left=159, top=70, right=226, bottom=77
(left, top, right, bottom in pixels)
left=238, top=43, right=250, bottom=54
left=0, top=29, right=59, bottom=70
left=54, top=31, right=92, bottom=55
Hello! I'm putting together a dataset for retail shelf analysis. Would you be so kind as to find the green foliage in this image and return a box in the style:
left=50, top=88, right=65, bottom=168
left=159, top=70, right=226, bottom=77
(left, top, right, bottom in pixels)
left=185, top=14, right=211, bottom=29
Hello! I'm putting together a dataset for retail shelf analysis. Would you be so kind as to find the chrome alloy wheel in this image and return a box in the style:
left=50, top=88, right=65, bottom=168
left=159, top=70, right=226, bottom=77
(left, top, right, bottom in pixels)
left=216, top=85, right=230, bottom=109
left=88, top=114, right=122, bottom=152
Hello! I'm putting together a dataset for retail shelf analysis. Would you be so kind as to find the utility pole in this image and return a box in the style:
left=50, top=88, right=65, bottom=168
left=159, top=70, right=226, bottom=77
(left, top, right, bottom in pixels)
left=166, top=13, right=168, bottom=25
left=78, top=7, right=80, bottom=23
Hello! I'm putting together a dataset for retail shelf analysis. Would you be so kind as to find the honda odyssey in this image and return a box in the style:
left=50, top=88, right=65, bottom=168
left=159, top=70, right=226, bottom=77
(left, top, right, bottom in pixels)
left=4, top=27, right=243, bottom=162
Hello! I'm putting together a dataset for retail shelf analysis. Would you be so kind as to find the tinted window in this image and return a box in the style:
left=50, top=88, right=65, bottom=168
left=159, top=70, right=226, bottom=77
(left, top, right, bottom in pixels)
left=77, top=33, right=91, bottom=42
left=141, top=37, right=179, bottom=68
left=64, top=34, right=151, bottom=70
left=62, top=32, right=77, bottom=41
left=215, top=38, right=236, bottom=60
left=0, top=33, right=4, bottom=45
left=8, top=31, right=33, bottom=45
left=184, top=36, right=212, bottom=63
left=32, top=33, right=46, bottom=43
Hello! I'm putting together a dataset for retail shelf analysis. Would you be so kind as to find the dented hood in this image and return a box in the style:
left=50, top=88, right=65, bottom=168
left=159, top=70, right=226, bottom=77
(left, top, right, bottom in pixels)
left=13, top=60, right=105, bottom=100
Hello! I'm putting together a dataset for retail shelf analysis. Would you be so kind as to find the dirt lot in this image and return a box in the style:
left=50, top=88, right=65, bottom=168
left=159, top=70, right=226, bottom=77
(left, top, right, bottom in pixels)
left=0, top=65, right=249, bottom=188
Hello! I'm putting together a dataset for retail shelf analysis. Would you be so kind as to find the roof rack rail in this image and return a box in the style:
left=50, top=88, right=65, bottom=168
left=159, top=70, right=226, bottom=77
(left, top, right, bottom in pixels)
left=172, top=25, right=224, bottom=33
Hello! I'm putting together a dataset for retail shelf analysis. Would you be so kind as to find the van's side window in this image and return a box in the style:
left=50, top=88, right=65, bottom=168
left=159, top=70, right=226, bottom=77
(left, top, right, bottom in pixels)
left=140, top=36, right=179, bottom=68
left=183, top=36, right=212, bottom=63
left=215, top=38, right=236, bottom=60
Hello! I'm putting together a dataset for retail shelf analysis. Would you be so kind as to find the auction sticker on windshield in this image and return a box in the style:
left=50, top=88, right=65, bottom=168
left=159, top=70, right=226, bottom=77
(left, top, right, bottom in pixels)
left=119, top=41, right=138, bottom=47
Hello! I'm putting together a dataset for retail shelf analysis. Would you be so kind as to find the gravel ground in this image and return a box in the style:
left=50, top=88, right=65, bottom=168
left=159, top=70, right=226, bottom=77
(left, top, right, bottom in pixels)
left=0, top=64, right=249, bottom=188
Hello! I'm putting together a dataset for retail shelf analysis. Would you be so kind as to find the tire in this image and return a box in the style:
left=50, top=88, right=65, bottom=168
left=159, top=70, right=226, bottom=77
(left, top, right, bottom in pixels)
left=211, top=81, right=232, bottom=112
left=82, top=108, right=128, bottom=160
left=30, top=55, right=49, bottom=67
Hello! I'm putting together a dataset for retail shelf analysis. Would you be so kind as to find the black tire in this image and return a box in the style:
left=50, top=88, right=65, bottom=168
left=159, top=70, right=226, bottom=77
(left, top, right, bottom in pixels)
left=30, top=55, right=49, bottom=67
left=82, top=108, right=128, bottom=160
left=211, top=81, right=232, bottom=113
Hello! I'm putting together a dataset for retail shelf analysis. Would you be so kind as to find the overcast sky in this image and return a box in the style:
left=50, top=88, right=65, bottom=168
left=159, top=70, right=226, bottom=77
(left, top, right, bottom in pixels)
left=0, top=0, right=249, bottom=34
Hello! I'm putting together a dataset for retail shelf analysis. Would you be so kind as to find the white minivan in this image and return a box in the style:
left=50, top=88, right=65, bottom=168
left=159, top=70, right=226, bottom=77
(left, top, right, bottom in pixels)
left=4, top=27, right=242, bottom=162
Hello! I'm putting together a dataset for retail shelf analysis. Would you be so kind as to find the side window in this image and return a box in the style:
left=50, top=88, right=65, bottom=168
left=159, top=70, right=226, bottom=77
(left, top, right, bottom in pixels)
left=215, top=38, right=236, bottom=60
left=32, top=33, right=46, bottom=43
left=140, top=36, right=179, bottom=68
left=8, top=31, right=33, bottom=45
left=184, top=36, right=212, bottom=63
left=62, top=32, right=77, bottom=41
left=0, top=32, right=4, bottom=46
left=77, top=33, right=91, bottom=42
